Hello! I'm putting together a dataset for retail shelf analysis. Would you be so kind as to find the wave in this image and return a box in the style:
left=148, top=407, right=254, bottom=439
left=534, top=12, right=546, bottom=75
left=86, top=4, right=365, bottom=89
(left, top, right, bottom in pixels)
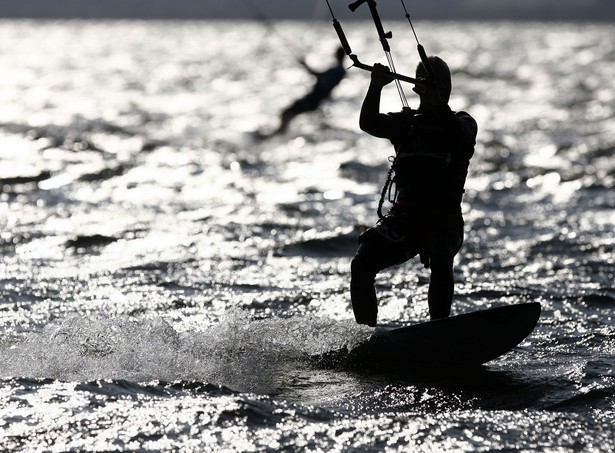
left=0, top=311, right=371, bottom=394
left=276, top=227, right=361, bottom=257
left=545, top=388, right=614, bottom=411
left=65, top=234, right=118, bottom=252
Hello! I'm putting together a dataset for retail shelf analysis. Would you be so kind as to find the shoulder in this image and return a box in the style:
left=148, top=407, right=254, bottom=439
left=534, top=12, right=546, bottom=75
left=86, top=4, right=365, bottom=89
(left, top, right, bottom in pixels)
left=455, top=110, right=475, bottom=121
left=454, top=110, right=477, bottom=125
left=383, top=109, right=414, bottom=138
left=324, top=64, right=346, bottom=77
left=454, top=110, right=478, bottom=137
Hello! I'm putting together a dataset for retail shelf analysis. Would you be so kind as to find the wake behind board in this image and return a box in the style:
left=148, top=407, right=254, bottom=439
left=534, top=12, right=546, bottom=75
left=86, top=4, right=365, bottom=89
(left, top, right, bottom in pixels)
left=318, top=302, right=541, bottom=369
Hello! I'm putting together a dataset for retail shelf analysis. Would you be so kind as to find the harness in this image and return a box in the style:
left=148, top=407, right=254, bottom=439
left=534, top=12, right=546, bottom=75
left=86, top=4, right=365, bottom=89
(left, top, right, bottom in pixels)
left=379, top=108, right=471, bottom=220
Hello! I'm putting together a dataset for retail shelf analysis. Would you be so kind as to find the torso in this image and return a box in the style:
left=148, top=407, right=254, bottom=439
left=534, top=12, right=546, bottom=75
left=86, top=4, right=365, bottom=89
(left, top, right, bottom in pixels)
left=386, top=107, right=476, bottom=229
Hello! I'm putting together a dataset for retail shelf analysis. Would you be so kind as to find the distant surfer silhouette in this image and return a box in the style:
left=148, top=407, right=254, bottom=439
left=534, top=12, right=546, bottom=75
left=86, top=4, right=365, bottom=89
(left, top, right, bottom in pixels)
left=351, top=56, right=478, bottom=326
left=266, top=47, right=346, bottom=137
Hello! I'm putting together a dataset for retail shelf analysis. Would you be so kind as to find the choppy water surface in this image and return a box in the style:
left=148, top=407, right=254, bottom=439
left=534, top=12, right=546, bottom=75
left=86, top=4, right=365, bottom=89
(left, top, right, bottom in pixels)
left=0, top=19, right=613, bottom=451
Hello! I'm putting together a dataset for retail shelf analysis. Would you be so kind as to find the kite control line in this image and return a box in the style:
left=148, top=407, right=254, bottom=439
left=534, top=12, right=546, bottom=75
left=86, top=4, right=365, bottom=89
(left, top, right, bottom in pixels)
left=324, top=0, right=424, bottom=98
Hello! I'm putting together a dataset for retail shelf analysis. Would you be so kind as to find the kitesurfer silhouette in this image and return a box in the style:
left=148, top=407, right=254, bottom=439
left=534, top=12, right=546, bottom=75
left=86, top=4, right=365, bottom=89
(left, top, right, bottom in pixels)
left=266, top=47, right=346, bottom=137
left=350, top=56, right=478, bottom=326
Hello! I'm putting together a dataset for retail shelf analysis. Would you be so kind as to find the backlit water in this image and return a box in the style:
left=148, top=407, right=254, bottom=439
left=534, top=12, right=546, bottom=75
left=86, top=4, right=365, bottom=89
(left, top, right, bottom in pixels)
left=0, top=19, right=613, bottom=451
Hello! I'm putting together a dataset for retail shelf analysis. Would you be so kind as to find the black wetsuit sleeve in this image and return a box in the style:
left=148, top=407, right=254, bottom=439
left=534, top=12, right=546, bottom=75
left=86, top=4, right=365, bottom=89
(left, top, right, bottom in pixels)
left=359, top=84, right=398, bottom=139
left=455, top=111, right=478, bottom=159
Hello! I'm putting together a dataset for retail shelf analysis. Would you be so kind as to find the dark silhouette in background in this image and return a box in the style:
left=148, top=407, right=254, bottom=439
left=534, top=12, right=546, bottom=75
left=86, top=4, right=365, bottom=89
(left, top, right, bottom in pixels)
left=265, top=47, right=346, bottom=137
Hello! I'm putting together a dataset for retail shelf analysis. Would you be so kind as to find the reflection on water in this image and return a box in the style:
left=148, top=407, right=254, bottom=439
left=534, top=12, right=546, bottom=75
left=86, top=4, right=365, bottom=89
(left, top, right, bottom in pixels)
left=0, top=19, right=614, bottom=452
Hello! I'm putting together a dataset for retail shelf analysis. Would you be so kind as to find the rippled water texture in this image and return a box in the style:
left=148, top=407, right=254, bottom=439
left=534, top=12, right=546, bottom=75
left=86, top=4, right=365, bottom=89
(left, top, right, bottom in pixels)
left=0, top=20, right=614, bottom=451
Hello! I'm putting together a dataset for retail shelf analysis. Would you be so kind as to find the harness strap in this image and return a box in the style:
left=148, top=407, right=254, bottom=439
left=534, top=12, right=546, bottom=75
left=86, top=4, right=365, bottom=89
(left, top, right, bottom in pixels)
left=377, top=155, right=397, bottom=220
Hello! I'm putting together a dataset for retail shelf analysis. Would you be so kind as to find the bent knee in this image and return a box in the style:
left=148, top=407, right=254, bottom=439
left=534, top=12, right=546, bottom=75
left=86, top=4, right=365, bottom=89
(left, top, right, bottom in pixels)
left=351, top=252, right=380, bottom=277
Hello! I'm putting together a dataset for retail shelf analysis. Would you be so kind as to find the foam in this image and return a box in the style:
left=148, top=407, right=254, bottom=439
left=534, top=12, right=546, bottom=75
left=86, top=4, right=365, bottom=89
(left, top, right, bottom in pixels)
left=0, top=310, right=371, bottom=393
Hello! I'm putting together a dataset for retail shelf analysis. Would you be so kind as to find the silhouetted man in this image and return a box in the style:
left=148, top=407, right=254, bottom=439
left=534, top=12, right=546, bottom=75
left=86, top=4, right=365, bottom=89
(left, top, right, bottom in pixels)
left=351, top=57, right=477, bottom=326
left=269, top=47, right=346, bottom=136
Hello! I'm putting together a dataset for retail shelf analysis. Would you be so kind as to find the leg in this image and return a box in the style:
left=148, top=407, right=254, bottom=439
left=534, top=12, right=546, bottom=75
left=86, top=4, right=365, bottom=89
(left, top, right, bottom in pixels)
left=427, top=229, right=463, bottom=320
left=273, top=95, right=320, bottom=136
left=350, top=230, right=412, bottom=326
left=273, top=106, right=297, bottom=135
left=350, top=243, right=379, bottom=326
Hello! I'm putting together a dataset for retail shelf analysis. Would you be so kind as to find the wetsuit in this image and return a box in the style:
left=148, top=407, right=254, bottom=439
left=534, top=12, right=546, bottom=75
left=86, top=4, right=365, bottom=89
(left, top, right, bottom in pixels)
left=351, top=104, right=477, bottom=325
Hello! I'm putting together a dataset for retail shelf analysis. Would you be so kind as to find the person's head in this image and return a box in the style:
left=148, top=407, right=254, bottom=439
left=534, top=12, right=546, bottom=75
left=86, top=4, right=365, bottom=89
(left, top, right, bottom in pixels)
left=415, top=56, right=451, bottom=104
left=335, top=46, right=345, bottom=62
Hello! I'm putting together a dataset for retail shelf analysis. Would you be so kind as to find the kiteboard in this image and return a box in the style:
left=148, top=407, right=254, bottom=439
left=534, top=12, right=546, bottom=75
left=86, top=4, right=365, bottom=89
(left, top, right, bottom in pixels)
left=316, top=302, right=541, bottom=369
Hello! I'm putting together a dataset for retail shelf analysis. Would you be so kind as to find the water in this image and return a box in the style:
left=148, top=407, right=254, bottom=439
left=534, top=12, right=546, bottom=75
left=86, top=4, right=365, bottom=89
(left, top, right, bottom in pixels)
left=1, top=19, right=614, bottom=451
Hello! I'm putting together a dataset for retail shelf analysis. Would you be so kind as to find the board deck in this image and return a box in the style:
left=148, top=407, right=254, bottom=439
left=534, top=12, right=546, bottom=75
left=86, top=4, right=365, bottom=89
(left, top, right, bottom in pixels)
left=317, top=302, right=541, bottom=369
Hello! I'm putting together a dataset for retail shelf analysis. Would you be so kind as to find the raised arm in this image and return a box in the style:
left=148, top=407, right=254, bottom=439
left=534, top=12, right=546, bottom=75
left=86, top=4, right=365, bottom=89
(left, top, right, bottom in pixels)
left=359, top=63, right=395, bottom=138
left=298, top=58, right=319, bottom=77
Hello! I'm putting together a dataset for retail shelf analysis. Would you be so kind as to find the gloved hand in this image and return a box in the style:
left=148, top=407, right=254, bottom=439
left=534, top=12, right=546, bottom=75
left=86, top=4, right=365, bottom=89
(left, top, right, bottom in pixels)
left=370, top=62, right=394, bottom=87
